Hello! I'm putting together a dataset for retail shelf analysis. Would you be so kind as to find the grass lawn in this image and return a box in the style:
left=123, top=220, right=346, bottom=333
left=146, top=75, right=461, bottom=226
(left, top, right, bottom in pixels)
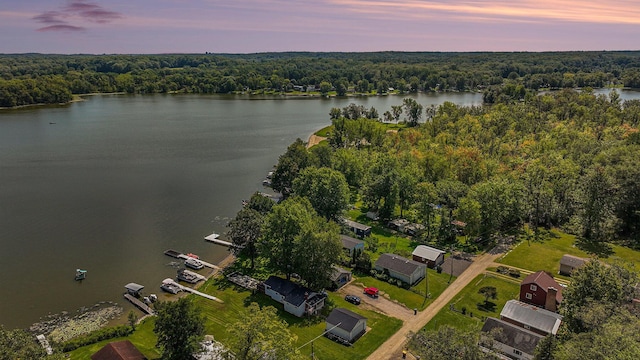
left=426, top=274, right=521, bottom=332
left=68, top=317, right=161, bottom=360
left=314, top=125, right=332, bottom=137
left=498, top=230, right=640, bottom=275
left=354, top=269, right=454, bottom=311
left=69, top=275, right=402, bottom=360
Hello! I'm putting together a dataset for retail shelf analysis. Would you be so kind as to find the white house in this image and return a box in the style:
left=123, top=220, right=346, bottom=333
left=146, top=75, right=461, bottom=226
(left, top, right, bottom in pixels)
left=262, top=276, right=325, bottom=317
left=325, top=308, right=367, bottom=343
left=374, top=253, right=426, bottom=285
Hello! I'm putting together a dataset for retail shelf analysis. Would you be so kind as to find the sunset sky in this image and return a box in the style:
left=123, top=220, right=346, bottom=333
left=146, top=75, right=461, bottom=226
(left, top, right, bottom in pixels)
left=1, top=0, right=639, bottom=54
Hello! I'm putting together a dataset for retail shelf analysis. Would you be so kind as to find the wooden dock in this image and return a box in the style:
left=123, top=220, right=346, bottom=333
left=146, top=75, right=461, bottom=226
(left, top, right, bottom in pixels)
left=165, top=279, right=223, bottom=303
left=163, top=250, right=219, bottom=270
left=124, top=294, right=155, bottom=315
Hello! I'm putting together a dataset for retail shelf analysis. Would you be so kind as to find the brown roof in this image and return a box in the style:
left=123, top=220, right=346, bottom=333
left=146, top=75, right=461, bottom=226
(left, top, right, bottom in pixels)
left=521, top=271, right=563, bottom=303
left=91, top=340, right=147, bottom=360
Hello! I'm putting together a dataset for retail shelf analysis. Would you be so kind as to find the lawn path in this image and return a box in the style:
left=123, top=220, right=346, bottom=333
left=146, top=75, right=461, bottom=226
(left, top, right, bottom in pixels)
left=366, top=251, right=503, bottom=360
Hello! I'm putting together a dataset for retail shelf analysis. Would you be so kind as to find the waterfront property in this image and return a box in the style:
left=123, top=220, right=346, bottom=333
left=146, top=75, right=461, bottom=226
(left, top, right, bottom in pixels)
left=374, top=253, right=426, bottom=285
left=262, top=276, right=326, bottom=317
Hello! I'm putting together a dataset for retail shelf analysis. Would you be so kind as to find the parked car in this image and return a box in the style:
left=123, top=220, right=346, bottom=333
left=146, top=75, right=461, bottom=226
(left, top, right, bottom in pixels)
left=364, top=287, right=379, bottom=298
left=345, top=295, right=361, bottom=305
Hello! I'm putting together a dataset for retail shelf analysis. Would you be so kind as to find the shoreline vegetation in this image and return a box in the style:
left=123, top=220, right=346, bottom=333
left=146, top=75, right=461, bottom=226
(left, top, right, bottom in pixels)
left=2, top=51, right=639, bottom=109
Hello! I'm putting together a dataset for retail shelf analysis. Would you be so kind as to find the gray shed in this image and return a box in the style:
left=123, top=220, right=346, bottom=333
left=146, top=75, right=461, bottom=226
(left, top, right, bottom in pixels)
left=325, top=308, right=367, bottom=343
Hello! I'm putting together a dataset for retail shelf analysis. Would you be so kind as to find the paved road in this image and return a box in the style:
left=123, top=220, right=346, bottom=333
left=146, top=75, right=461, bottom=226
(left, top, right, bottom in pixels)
left=366, top=251, right=503, bottom=360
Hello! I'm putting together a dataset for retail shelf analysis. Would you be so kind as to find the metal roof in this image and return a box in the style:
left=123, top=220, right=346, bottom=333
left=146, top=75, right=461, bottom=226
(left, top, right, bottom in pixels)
left=481, top=317, right=543, bottom=355
left=412, top=245, right=445, bottom=261
left=326, top=308, right=366, bottom=332
left=500, top=300, right=563, bottom=335
left=124, top=283, right=144, bottom=292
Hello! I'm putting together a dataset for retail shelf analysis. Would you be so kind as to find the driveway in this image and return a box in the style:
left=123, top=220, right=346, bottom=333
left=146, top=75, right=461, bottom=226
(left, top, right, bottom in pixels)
left=339, top=283, right=413, bottom=322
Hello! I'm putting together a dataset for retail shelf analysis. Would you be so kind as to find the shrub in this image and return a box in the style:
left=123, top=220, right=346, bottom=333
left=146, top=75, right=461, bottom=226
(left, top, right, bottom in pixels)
left=508, top=268, right=521, bottom=278
left=60, top=325, right=133, bottom=352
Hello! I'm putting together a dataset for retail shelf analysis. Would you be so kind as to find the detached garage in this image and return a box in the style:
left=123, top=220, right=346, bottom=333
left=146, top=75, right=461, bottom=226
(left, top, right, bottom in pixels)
left=325, top=308, right=367, bottom=343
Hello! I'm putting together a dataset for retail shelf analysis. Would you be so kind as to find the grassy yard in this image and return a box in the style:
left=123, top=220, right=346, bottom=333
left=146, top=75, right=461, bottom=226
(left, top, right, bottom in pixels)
left=354, top=269, right=454, bottom=311
left=426, top=274, right=521, bottom=332
left=68, top=317, right=161, bottom=360
left=498, top=230, right=640, bottom=275
left=69, top=275, right=402, bottom=360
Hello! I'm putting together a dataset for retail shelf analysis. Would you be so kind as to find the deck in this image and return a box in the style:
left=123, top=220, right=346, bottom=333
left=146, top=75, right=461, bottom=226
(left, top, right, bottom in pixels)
left=164, top=250, right=219, bottom=270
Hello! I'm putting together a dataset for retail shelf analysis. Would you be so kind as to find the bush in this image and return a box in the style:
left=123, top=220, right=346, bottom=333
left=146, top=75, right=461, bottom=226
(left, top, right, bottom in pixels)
left=508, top=268, right=521, bottom=278
left=496, top=266, right=509, bottom=275
left=60, top=325, right=133, bottom=352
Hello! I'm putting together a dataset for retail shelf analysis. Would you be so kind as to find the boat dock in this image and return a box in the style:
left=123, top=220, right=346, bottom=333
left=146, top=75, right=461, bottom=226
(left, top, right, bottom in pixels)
left=204, top=233, right=235, bottom=248
left=163, top=249, right=220, bottom=270
left=124, top=294, right=155, bottom=315
left=163, top=279, right=223, bottom=303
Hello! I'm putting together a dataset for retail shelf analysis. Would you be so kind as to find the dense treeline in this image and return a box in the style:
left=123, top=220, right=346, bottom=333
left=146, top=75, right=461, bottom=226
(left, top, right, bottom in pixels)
left=2, top=51, right=640, bottom=107
left=268, top=88, right=640, bottom=252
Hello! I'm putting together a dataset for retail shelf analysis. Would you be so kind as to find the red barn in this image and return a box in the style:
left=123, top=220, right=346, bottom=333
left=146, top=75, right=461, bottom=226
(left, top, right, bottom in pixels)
left=519, top=271, right=563, bottom=312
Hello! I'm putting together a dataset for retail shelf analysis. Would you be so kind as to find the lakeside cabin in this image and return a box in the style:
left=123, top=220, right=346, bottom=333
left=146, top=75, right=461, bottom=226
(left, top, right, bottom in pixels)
left=342, top=219, right=371, bottom=238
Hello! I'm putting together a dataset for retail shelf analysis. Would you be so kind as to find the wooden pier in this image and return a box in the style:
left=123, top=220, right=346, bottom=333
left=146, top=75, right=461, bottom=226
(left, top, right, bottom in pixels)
left=124, top=294, right=155, bottom=315
left=164, top=279, right=223, bottom=303
left=163, top=249, right=219, bottom=270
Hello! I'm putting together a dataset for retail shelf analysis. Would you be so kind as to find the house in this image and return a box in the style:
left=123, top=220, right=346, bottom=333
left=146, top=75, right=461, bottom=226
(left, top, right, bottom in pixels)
left=481, top=317, right=543, bottom=360
left=412, top=245, right=445, bottom=268
left=91, top=340, right=147, bottom=360
left=559, top=254, right=587, bottom=276
left=262, top=276, right=325, bottom=317
left=330, top=265, right=352, bottom=289
left=325, top=308, right=367, bottom=343
left=500, top=300, right=563, bottom=336
left=519, top=271, right=563, bottom=312
left=366, top=211, right=379, bottom=221
left=340, top=235, right=365, bottom=256
left=388, top=218, right=410, bottom=232
left=374, top=253, right=426, bottom=285
left=343, top=219, right=371, bottom=237
left=403, top=223, right=425, bottom=236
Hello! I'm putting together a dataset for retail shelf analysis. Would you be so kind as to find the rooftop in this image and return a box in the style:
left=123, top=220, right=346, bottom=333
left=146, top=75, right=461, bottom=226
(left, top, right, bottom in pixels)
left=375, top=253, right=425, bottom=276
left=521, top=271, right=563, bottom=302
left=340, top=235, right=364, bottom=250
left=263, top=276, right=316, bottom=307
left=326, top=307, right=367, bottom=332
left=412, top=245, right=445, bottom=261
left=501, top=300, right=563, bottom=335
left=481, top=317, right=543, bottom=355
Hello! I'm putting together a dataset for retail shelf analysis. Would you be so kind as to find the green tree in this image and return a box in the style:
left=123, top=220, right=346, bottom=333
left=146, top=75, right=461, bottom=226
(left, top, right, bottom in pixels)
left=293, top=217, right=342, bottom=290
left=228, top=207, right=264, bottom=269
left=478, top=286, right=497, bottom=306
left=154, top=298, right=205, bottom=360
left=127, top=310, right=138, bottom=331
left=292, top=167, right=350, bottom=221
left=319, top=81, right=332, bottom=95
left=575, top=165, right=618, bottom=243
left=227, top=303, right=303, bottom=360
left=407, top=325, right=495, bottom=360
left=0, top=326, right=65, bottom=360
left=271, top=139, right=310, bottom=198
left=403, top=97, right=423, bottom=127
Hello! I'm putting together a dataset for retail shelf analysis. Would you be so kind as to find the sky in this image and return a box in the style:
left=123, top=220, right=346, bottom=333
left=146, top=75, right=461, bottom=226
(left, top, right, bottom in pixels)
left=1, top=0, right=639, bottom=54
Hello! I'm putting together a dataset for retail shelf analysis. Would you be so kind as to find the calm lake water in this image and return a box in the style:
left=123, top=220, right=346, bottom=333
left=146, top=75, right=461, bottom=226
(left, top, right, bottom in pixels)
left=0, top=92, right=484, bottom=329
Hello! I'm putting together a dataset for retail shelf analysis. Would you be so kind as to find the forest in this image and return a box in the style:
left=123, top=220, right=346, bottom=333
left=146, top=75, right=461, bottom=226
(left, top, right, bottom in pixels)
left=2, top=51, right=640, bottom=107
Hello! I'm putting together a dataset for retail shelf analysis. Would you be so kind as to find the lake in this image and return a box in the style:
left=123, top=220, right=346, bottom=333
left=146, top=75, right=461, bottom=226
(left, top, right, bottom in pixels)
left=0, top=92, right=486, bottom=329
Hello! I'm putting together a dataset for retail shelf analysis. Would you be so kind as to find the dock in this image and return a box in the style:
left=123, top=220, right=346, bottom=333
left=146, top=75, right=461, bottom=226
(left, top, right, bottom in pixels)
left=124, top=294, right=155, bottom=315
left=164, top=249, right=220, bottom=270
left=163, top=279, right=223, bottom=303
left=204, top=233, right=235, bottom=248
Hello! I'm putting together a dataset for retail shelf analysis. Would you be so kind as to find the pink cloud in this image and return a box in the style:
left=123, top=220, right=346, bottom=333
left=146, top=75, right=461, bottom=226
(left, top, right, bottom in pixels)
left=64, top=1, right=122, bottom=23
left=37, top=24, right=85, bottom=32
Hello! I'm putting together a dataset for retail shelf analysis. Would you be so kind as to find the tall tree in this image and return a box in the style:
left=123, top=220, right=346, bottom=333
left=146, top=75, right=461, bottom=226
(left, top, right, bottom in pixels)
left=227, top=207, right=264, bottom=269
left=271, top=139, right=310, bottom=198
left=292, top=167, right=350, bottom=221
left=154, top=298, right=205, bottom=360
left=403, top=97, right=423, bottom=127
left=293, top=217, right=342, bottom=290
left=227, top=303, right=303, bottom=360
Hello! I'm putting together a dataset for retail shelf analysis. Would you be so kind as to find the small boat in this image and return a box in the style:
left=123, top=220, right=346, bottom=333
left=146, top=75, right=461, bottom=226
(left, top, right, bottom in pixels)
left=262, top=179, right=272, bottom=187
left=185, top=257, right=204, bottom=270
left=177, top=269, right=203, bottom=284
left=161, top=279, right=183, bottom=294
left=75, top=269, right=87, bottom=281
left=186, top=253, right=199, bottom=259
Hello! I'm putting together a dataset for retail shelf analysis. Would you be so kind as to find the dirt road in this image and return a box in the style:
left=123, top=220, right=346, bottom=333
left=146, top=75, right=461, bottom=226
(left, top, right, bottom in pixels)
left=366, top=251, right=503, bottom=360
left=340, top=284, right=413, bottom=322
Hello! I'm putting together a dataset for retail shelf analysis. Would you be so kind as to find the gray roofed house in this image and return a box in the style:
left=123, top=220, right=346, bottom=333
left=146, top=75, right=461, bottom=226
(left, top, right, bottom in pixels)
left=262, top=276, right=325, bottom=317
left=342, top=219, right=371, bottom=237
left=559, top=254, right=588, bottom=276
left=374, top=253, right=426, bottom=285
left=325, top=308, right=367, bottom=343
left=412, top=245, right=445, bottom=268
left=500, top=300, right=563, bottom=336
left=330, top=265, right=352, bottom=289
left=124, top=283, right=145, bottom=296
left=481, top=317, right=543, bottom=360
left=340, top=235, right=365, bottom=256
